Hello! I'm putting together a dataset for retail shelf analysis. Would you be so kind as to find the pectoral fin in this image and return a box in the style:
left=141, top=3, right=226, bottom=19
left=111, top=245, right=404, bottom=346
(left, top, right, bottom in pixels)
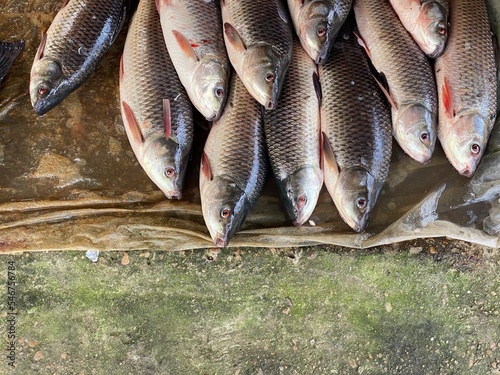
left=224, top=23, right=246, bottom=53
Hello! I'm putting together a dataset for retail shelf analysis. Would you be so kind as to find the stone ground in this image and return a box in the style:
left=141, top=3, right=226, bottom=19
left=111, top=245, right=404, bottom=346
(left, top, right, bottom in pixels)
left=0, top=239, right=499, bottom=375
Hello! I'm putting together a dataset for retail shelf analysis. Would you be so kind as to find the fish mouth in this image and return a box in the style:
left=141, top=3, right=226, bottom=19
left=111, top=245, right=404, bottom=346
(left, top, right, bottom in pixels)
left=459, top=168, right=473, bottom=178
left=214, top=235, right=228, bottom=248
left=165, top=190, right=182, bottom=200
left=265, top=100, right=276, bottom=110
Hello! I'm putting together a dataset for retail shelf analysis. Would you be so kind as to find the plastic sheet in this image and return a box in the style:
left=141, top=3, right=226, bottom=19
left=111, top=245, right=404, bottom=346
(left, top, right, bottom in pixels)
left=0, top=1, right=498, bottom=252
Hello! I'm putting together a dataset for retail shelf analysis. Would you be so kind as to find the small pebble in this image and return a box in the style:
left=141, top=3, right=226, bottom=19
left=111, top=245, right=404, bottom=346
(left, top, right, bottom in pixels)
left=385, top=302, right=393, bottom=313
left=409, top=247, right=423, bottom=255
left=34, top=351, right=43, bottom=361
left=28, top=341, right=38, bottom=348
left=429, top=246, right=437, bottom=254
left=85, top=250, right=99, bottom=263
left=121, top=252, right=130, bottom=265
left=490, top=361, right=497, bottom=369
left=61, top=353, right=67, bottom=359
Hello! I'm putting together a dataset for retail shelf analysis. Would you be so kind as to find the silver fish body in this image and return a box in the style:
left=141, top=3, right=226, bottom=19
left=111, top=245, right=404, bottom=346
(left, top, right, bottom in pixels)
left=200, top=73, right=267, bottom=248
left=30, top=0, right=126, bottom=115
left=389, top=0, right=449, bottom=58
left=320, top=15, right=392, bottom=233
left=354, top=0, right=438, bottom=164
left=156, top=0, right=230, bottom=121
left=120, top=0, right=193, bottom=199
left=264, top=39, right=322, bottom=226
left=434, top=0, right=497, bottom=177
left=0, top=40, right=24, bottom=84
left=221, top=0, right=293, bottom=109
left=287, top=0, right=353, bottom=64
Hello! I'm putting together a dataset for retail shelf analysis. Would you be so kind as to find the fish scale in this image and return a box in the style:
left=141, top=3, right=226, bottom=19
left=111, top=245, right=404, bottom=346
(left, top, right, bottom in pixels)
left=120, top=0, right=193, bottom=198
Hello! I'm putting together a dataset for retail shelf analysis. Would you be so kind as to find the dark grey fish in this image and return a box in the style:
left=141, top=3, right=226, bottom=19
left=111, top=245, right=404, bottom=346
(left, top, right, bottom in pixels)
left=120, top=0, right=193, bottom=199
left=0, top=40, right=25, bottom=84
left=30, top=0, right=127, bottom=115
left=264, top=38, right=322, bottom=226
left=320, top=14, right=392, bottom=232
left=200, top=73, right=267, bottom=248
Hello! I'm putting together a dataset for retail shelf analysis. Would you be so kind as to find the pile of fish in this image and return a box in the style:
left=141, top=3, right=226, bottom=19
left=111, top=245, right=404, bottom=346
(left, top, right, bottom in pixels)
left=17, top=0, right=498, bottom=247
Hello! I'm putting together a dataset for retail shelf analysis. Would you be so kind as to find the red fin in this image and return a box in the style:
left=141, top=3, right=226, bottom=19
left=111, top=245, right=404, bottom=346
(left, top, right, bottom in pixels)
left=119, top=55, right=124, bottom=82
left=35, top=33, right=47, bottom=60
left=313, top=71, right=322, bottom=107
left=172, top=30, right=198, bottom=61
left=321, top=132, right=339, bottom=175
left=121, top=101, right=144, bottom=145
left=442, top=77, right=453, bottom=118
left=224, top=23, right=246, bottom=53
left=354, top=31, right=371, bottom=59
left=371, top=72, right=398, bottom=111
left=163, top=98, right=171, bottom=140
left=201, top=152, right=213, bottom=181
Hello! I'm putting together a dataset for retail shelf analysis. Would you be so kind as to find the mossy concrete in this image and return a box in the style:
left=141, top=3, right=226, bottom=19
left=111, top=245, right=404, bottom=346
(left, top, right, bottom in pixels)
left=1, top=240, right=499, bottom=374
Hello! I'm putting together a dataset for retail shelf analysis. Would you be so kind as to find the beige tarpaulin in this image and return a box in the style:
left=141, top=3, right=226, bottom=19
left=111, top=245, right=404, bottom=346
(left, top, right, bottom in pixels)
left=0, top=1, right=498, bottom=252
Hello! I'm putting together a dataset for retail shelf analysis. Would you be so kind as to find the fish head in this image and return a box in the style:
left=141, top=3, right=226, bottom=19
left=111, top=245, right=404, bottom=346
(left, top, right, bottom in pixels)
left=29, top=58, right=65, bottom=115
left=192, top=56, right=229, bottom=121
left=417, top=2, right=448, bottom=57
left=394, top=103, right=436, bottom=164
left=141, top=136, right=189, bottom=200
left=445, top=113, right=490, bottom=177
left=278, top=165, right=323, bottom=226
left=297, top=0, right=335, bottom=64
left=201, top=176, right=250, bottom=247
left=333, top=168, right=381, bottom=233
left=242, top=44, right=286, bottom=109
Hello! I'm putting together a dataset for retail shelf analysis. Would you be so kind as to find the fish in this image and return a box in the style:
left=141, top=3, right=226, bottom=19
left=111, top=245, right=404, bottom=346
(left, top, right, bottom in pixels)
left=30, top=0, right=127, bottom=116
left=354, top=0, right=437, bottom=164
left=200, top=73, right=267, bottom=248
left=220, top=0, right=293, bottom=109
left=264, top=38, right=322, bottom=226
left=0, top=40, right=25, bottom=84
left=287, top=0, right=353, bottom=64
left=120, top=0, right=193, bottom=199
left=434, top=0, right=497, bottom=177
left=389, top=0, right=449, bottom=58
left=319, top=14, right=392, bottom=233
left=156, top=0, right=230, bottom=122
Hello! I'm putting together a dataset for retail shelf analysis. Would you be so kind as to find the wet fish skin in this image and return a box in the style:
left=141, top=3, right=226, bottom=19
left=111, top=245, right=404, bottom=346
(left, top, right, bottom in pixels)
left=354, top=0, right=437, bottom=164
left=287, top=0, right=353, bottom=64
left=120, top=0, right=193, bottom=199
left=320, top=15, right=392, bottom=232
left=0, top=40, right=25, bottom=84
left=30, top=0, right=126, bottom=116
left=264, top=39, right=322, bottom=226
left=389, top=0, right=449, bottom=58
left=156, top=0, right=230, bottom=121
left=200, top=73, right=267, bottom=248
left=221, top=0, right=293, bottom=109
left=434, top=0, right=497, bottom=177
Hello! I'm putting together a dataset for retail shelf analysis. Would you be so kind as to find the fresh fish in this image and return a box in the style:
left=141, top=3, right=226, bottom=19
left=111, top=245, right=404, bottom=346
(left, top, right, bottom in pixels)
left=264, top=39, right=322, bottom=226
left=221, top=0, right=293, bottom=109
left=320, top=14, right=392, bottom=233
left=30, top=0, right=126, bottom=115
left=486, top=0, right=500, bottom=81
left=434, top=0, right=497, bottom=177
left=156, top=0, right=230, bottom=121
left=0, top=40, right=25, bottom=84
left=287, top=0, right=353, bottom=64
left=354, top=0, right=437, bottom=164
left=389, top=0, right=449, bottom=58
left=200, top=73, right=267, bottom=248
left=120, top=0, right=193, bottom=199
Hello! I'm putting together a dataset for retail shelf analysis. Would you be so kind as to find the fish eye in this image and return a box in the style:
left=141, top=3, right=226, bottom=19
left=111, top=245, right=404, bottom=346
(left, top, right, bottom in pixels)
left=38, top=84, right=48, bottom=97
left=317, top=27, right=326, bottom=37
left=214, top=87, right=224, bottom=98
left=437, top=22, right=446, bottom=35
left=265, top=72, right=275, bottom=82
left=220, top=208, right=231, bottom=219
left=297, top=194, right=307, bottom=208
left=420, top=132, right=430, bottom=143
left=471, top=143, right=481, bottom=155
left=356, top=197, right=367, bottom=210
left=164, top=167, right=176, bottom=178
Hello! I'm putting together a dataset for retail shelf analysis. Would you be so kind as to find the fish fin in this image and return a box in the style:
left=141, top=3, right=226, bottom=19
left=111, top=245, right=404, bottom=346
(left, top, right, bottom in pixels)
left=35, top=33, right=47, bottom=60
left=172, top=30, right=199, bottom=61
left=201, top=152, right=213, bottom=181
left=110, top=3, right=127, bottom=46
left=119, top=55, right=124, bottom=82
left=442, top=76, right=453, bottom=118
left=156, top=0, right=172, bottom=12
left=353, top=31, right=371, bottom=59
left=319, top=131, right=324, bottom=172
left=0, top=40, right=24, bottom=80
left=321, top=132, right=339, bottom=176
left=371, top=71, right=398, bottom=111
left=224, top=23, right=246, bottom=53
left=122, top=101, right=145, bottom=145
left=163, top=98, right=171, bottom=141
left=60, top=0, right=70, bottom=9
left=312, top=71, right=322, bottom=107
left=277, top=5, right=289, bottom=24
left=294, top=0, right=305, bottom=5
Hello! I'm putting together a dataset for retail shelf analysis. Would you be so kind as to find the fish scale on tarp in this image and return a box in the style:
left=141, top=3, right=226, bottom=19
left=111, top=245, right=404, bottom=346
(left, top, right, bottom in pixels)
left=0, top=0, right=498, bottom=252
